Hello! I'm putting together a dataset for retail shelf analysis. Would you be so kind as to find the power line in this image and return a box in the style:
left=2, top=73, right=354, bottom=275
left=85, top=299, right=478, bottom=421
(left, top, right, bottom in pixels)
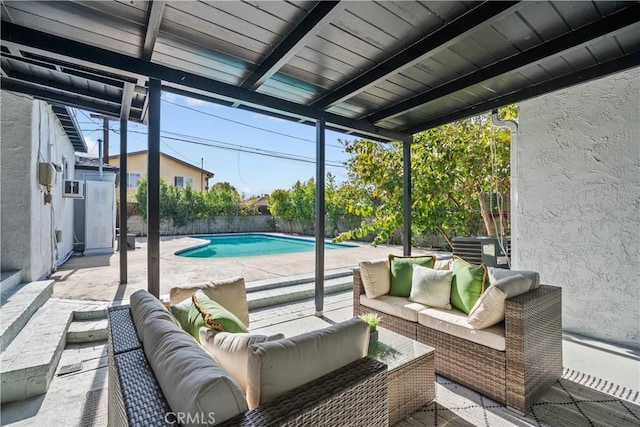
left=161, top=98, right=343, bottom=149
left=122, top=128, right=346, bottom=168
left=110, top=126, right=201, bottom=167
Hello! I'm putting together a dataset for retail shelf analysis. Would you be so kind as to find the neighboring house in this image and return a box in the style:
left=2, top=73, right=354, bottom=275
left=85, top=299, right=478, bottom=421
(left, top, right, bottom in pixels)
left=251, top=195, right=270, bottom=215
left=0, top=91, right=86, bottom=281
left=108, top=150, right=214, bottom=200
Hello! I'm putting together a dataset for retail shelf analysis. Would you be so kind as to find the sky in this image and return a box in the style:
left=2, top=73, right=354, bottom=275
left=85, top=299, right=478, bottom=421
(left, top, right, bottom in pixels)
left=76, top=93, right=359, bottom=197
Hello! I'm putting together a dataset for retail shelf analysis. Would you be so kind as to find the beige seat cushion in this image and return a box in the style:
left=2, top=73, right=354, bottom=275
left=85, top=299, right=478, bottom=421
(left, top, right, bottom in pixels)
left=246, top=317, right=369, bottom=409
left=200, top=330, right=281, bottom=394
left=360, top=294, right=427, bottom=322
left=142, top=313, right=248, bottom=426
left=359, top=259, right=391, bottom=299
left=129, top=289, right=179, bottom=342
left=418, top=307, right=506, bottom=351
left=169, top=277, right=249, bottom=327
left=467, top=274, right=533, bottom=329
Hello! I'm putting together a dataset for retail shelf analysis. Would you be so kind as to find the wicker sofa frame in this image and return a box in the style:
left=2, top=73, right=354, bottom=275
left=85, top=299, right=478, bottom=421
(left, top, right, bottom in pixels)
left=353, top=268, right=563, bottom=413
left=107, top=305, right=388, bottom=427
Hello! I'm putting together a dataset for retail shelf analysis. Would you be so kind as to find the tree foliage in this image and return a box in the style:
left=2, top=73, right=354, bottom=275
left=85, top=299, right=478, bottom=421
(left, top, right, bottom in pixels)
left=335, top=106, right=515, bottom=247
left=135, top=178, right=256, bottom=226
left=267, top=176, right=364, bottom=235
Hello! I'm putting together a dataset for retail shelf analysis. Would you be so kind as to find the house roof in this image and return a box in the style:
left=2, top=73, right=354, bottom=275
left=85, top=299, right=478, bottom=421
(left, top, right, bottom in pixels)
left=75, top=155, right=119, bottom=172
left=108, top=150, right=214, bottom=177
left=1, top=1, right=638, bottom=141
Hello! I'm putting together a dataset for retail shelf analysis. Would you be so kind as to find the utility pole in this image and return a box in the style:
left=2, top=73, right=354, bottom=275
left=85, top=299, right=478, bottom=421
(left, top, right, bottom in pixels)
left=201, top=157, right=204, bottom=192
left=90, top=114, right=117, bottom=163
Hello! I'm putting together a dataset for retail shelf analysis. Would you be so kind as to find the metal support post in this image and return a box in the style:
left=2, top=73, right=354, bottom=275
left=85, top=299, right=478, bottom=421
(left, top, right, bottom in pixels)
left=147, top=78, right=161, bottom=297
left=315, top=119, right=326, bottom=315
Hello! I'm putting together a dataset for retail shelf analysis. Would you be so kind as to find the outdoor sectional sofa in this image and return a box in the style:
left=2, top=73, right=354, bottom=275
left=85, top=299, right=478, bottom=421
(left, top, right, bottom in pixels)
left=353, top=256, right=563, bottom=413
left=108, top=281, right=388, bottom=427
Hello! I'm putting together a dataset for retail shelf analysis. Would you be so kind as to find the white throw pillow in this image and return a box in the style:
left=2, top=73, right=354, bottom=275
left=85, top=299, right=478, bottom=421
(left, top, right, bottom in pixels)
left=359, top=259, right=391, bottom=299
left=467, top=274, right=532, bottom=329
left=409, top=265, right=453, bottom=310
left=488, top=267, right=540, bottom=290
left=169, top=277, right=250, bottom=327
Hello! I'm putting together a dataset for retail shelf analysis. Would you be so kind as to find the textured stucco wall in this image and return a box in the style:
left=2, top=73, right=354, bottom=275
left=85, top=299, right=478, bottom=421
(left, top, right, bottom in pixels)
left=1, top=92, right=33, bottom=279
left=1, top=92, right=77, bottom=281
left=516, top=69, right=639, bottom=348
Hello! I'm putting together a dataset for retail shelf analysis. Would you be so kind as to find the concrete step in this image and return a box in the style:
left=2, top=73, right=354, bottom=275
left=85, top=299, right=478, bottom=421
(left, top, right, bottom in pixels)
left=246, top=268, right=353, bottom=293
left=0, top=280, right=54, bottom=352
left=0, top=271, right=22, bottom=294
left=66, top=319, right=108, bottom=344
left=0, top=300, right=73, bottom=403
left=247, top=276, right=352, bottom=310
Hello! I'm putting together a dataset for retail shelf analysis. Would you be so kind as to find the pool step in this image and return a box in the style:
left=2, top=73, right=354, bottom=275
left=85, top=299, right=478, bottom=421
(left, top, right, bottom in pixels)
left=247, top=274, right=353, bottom=310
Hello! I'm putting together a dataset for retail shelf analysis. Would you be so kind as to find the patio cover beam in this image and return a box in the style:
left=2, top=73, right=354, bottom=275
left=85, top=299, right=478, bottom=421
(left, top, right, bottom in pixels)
left=365, top=4, right=640, bottom=124
left=141, top=1, right=166, bottom=61
left=402, top=54, right=640, bottom=134
left=147, top=78, right=161, bottom=297
left=0, top=22, right=410, bottom=143
left=241, top=1, right=344, bottom=91
left=0, top=77, right=121, bottom=116
left=310, top=1, right=520, bottom=109
left=0, top=67, right=124, bottom=106
left=315, top=119, right=326, bottom=316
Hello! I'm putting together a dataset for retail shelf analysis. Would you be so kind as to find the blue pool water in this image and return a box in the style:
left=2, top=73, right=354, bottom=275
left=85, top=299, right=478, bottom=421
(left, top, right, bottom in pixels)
left=176, top=233, right=356, bottom=258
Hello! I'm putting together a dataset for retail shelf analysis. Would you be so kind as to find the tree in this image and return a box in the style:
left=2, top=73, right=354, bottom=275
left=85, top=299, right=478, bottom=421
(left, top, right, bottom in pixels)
left=336, top=107, right=514, bottom=247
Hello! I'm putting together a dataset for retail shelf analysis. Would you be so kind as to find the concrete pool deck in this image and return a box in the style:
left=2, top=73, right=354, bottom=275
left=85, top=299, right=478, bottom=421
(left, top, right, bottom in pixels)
left=51, top=234, right=438, bottom=302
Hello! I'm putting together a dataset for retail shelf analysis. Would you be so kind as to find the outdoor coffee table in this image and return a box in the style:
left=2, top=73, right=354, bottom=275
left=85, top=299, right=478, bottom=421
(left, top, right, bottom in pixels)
left=368, top=327, right=435, bottom=425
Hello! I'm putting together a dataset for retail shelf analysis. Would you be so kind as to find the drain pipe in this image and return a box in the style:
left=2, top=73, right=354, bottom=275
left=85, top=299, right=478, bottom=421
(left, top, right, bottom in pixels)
left=491, top=109, right=519, bottom=268
left=98, top=138, right=104, bottom=178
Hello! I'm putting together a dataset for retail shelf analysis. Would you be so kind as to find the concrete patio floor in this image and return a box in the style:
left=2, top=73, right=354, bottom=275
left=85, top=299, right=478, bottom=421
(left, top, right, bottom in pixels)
left=51, top=234, right=433, bottom=302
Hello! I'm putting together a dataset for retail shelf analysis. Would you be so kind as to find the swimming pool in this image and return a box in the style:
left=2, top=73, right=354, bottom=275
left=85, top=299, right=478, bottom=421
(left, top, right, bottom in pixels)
left=176, top=233, right=356, bottom=258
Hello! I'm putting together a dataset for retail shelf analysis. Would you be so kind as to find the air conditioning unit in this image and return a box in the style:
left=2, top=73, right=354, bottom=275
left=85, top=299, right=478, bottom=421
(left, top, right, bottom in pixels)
left=452, top=236, right=511, bottom=269
left=63, top=179, right=84, bottom=198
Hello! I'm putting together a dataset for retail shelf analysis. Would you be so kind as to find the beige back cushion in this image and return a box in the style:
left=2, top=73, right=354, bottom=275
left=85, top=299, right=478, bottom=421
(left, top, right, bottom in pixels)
left=246, top=317, right=369, bottom=409
left=169, top=277, right=250, bottom=327
left=129, top=289, right=179, bottom=342
left=488, top=267, right=540, bottom=290
left=434, top=258, right=453, bottom=270
left=359, top=259, right=391, bottom=299
left=200, top=330, right=270, bottom=394
left=142, top=314, right=248, bottom=426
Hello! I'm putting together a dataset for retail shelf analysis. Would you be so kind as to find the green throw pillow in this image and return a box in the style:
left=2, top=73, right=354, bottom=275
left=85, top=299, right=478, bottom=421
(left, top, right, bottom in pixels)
left=170, top=294, right=249, bottom=342
left=389, top=254, right=436, bottom=297
left=450, top=256, right=488, bottom=314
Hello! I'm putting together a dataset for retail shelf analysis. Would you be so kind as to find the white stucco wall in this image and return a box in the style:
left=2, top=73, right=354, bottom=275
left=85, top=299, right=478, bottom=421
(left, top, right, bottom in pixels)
left=1, top=91, right=33, bottom=278
left=1, top=91, right=77, bottom=281
left=516, top=68, right=640, bottom=348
